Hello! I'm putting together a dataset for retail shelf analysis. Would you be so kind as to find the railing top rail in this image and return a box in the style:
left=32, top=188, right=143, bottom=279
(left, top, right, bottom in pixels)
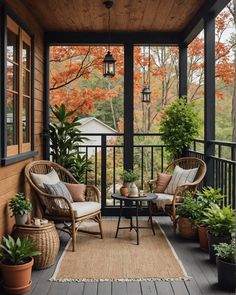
left=208, top=140, right=236, bottom=147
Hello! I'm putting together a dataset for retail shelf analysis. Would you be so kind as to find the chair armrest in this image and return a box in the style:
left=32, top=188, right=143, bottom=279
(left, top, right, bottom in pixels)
left=148, top=179, right=156, bottom=193
left=85, top=185, right=101, bottom=203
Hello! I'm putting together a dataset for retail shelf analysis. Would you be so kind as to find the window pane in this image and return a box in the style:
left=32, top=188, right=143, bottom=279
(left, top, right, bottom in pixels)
left=7, top=61, right=18, bottom=91
left=7, top=29, right=18, bottom=62
left=23, top=96, right=30, bottom=143
left=7, top=92, right=18, bottom=146
left=23, top=69, right=30, bottom=96
left=22, top=42, right=30, bottom=69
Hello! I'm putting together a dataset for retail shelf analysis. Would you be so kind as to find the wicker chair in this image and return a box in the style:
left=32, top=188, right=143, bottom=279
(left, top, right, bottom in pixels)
left=149, top=157, right=206, bottom=231
left=25, top=160, right=103, bottom=251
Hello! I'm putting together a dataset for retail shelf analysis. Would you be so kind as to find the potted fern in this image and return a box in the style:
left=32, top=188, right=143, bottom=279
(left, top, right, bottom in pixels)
left=0, top=235, right=40, bottom=294
left=214, top=239, right=236, bottom=291
left=9, top=192, right=32, bottom=225
left=120, top=170, right=139, bottom=197
left=203, top=204, right=235, bottom=262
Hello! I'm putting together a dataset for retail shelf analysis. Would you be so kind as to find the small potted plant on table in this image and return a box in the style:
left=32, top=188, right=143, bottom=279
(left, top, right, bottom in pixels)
left=0, top=235, right=40, bottom=294
left=203, top=204, right=235, bottom=262
left=214, top=239, right=236, bottom=291
left=120, top=169, right=139, bottom=197
left=9, top=192, right=32, bottom=225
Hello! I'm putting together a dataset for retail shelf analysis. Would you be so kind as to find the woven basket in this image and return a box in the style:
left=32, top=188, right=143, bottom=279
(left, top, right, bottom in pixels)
left=13, top=222, right=60, bottom=270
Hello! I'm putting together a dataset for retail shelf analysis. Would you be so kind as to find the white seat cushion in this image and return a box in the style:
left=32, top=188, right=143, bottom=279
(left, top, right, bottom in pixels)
left=152, top=193, right=174, bottom=210
left=71, top=201, right=101, bottom=218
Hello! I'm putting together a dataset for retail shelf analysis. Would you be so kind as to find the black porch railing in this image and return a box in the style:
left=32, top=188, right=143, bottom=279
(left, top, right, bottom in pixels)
left=77, top=134, right=236, bottom=213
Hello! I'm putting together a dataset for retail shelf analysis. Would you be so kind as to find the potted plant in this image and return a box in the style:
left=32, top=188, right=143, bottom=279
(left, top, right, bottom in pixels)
left=194, top=187, right=223, bottom=252
left=214, top=239, right=236, bottom=291
left=120, top=169, right=139, bottom=197
left=203, top=204, right=235, bottom=262
left=176, top=193, right=199, bottom=239
left=159, top=97, right=199, bottom=159
left=0, top=235, right=40, bottom=294
left=9, top=192, right=32, bottom=225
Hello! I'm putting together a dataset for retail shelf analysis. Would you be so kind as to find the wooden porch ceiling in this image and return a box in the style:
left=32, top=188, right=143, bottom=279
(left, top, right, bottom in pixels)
left=20, top=0, right=229, bottom=44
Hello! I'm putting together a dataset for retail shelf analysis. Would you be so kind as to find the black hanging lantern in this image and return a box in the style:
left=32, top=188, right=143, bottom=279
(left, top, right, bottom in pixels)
left=141, top=85, right=151, bottom=103
left=103, top=50, right=116, bottom=78
left=103, top=0, right=116, bottom=78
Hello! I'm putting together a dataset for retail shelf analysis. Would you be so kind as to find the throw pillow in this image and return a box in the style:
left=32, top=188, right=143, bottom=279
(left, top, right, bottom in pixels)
left=164, top=165, right=198, bottom=194
left=31, top=169, right=60, bottom=189
left=43, top=181, right=73, bottom=203
left=64, top=182, right=86, bottom=202
left=155, top=173, right=172, bottom=193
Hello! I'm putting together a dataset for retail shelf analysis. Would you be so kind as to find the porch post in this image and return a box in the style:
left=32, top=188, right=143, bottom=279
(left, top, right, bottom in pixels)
left=124, top=44, right=134, bottom=170
left=204, top=14, right=215, bottom=186
left=179, top=44, right=188, bottom=98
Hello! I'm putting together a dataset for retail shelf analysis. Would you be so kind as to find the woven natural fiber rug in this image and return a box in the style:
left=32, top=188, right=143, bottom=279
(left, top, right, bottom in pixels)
left=51, top=220, right=190, bottom=282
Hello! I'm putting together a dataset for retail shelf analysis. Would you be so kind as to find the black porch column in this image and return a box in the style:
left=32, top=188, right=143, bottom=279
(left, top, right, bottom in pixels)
left=124, top=44, right=134, bottom=170
left=204, top=14, right=215, bottom=186
left=179, top=44, right=188, bottom=98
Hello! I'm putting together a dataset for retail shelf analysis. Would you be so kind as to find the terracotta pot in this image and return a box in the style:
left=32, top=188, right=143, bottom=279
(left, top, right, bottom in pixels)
left=178, top=217, right=198, bottom=240
left=120, top=186, right=129, bottom=196
left=197, top=225, right=209, bottom=252
left=1, top=257, right=33, bottom=294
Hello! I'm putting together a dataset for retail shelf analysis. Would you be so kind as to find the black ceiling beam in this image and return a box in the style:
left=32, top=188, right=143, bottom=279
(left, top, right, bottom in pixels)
left=180, top=0, right=230, bottom=45
left=45, top=31, right=181, bottom=46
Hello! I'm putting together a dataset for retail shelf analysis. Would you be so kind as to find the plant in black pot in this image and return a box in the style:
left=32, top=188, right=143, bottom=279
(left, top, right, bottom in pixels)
left=194, top=187, right=224, bottom=252
left=214, top=239, right=236, bottom=291
left=0, top=235, right=40, bottom=294
left=176, top=193, right=199, bottom=239
left=203, top=204, right=235, bottom=263
left=9, top=192, right=32, bottom=225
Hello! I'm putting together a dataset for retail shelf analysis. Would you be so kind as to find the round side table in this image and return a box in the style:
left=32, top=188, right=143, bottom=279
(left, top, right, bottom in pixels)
left=13, top=222, right=60, bottom=270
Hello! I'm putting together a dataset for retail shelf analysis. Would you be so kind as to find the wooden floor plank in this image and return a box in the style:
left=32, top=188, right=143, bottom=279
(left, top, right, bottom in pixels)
left=83, top=282, right=98, bottom=295
left=47, top=282, right=70, bottom=295
left=154, top=281, right=174, bottom=295
left=97, top=282, right=112, bottom=295
left=67, top=283, right=84, bottom=295
left=171, top=281, right=189, bottom=295
left=140, top=281, right=157, bottom=295
left=126, top=282, right=142, bottom=295
left=112, top=281, right=127, bottom=295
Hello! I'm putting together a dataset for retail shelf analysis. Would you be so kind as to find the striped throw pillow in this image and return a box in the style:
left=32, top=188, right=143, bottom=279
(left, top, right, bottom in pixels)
left=164, top=165, right=198, bottom=194
left=44, top=181, right=73, bottom=204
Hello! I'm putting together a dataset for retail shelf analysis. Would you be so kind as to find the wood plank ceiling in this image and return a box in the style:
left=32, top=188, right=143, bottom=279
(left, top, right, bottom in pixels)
left=21, top=0, right=206, bottom=33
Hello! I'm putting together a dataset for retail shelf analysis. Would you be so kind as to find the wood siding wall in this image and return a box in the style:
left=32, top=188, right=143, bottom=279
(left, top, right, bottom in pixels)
left=0, top=0, right=44, bottom=237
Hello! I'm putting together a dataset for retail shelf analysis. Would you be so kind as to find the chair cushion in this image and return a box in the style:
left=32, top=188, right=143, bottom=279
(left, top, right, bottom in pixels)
left=152, top=193, right=174, bottom=210
left=155, top=173, right=172, bottom=193
left=71, top=202, right=101, bottom=218
left=164, top=165, right=198, bottom=194
left=64, top=182, right=86, bottom=202
left=31, top=169, right=60, bottom=189
left=44, top=181, right=73, bottom=203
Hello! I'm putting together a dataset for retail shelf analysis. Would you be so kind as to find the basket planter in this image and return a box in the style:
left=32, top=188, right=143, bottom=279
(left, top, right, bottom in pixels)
left=0, top=257, right=33, bottom=294
left=197, top=225, right=208, bottom=252
left=217, top=258, right=236, bottom=291
left=178, top=217, right=198, bottom=240
left=207, top=232, right=231, bottom=263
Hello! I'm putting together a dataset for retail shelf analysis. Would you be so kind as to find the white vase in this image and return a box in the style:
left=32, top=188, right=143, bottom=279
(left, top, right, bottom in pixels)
left=15, top=214, right=28, bottom=225
left=128, top=182, right=139, bottom=197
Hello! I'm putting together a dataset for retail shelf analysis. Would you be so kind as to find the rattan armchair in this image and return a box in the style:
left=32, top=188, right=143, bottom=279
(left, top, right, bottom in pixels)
left=149, top=157, right=206, bottom=231
left=25, top=160, right=103, bottom=251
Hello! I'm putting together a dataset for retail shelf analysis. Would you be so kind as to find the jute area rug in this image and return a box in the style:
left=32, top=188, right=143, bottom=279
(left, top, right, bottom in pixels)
left=51, top=220, right=190, bottom=282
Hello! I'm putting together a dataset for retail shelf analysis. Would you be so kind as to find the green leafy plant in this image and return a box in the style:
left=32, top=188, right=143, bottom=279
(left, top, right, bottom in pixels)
left=214, top=239, right=236, bottom=263
left=203, top=204, right=236, bottom=237
left=194, top=187, right=224, bottom=226
left=176, top=193, right=199, bottom=220
left=121, top=169, right=139, bottom=183
left=0, top=235, right=41, bottom=265
left=49, top=104, right=91, bottom=182
left=159, top=97, right=199, bottom=159
left=9, top=193, right=32, bottom=216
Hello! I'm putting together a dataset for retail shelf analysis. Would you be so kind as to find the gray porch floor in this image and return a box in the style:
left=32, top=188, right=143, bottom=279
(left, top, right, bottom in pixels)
left=1, top=217, right=234, bottom=295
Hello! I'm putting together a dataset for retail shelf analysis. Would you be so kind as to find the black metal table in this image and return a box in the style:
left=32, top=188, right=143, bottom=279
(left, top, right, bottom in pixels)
left=111, top=193, right=157, bottom=245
